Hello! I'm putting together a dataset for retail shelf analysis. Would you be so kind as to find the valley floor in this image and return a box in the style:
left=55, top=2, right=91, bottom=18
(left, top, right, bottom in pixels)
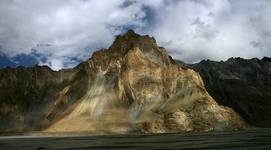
left=0, top=128, right=271, bottom=150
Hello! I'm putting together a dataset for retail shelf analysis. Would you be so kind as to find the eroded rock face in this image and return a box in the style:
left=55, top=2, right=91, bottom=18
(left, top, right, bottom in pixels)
left=0, top=30, right=247, bottom=133
left=45, top=30, right=247, bottom=133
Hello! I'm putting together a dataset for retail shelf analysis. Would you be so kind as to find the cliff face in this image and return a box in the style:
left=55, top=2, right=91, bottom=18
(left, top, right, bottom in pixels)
left=189, top=57, right=271, bottom=127
left=0, top=30, right=247, bottom=133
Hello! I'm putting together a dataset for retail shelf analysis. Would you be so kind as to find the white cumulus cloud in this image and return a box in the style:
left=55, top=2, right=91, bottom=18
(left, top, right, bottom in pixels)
left=0, top=0, right=270, bottom=69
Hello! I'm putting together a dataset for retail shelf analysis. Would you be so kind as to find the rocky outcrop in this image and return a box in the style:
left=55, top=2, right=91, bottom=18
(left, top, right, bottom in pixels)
left=187, top=57, right=271, bottom=127
left=0, top=30, right=247, bottom=133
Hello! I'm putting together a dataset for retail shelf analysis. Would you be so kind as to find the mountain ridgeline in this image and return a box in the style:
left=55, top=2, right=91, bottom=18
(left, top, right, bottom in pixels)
left=0, top=30, right=253, bottom=133
left=186, top=57, right=271, bottom=127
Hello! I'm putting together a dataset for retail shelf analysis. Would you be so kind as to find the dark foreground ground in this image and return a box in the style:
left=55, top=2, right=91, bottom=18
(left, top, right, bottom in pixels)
left=0, top=128, right=271, bottom=150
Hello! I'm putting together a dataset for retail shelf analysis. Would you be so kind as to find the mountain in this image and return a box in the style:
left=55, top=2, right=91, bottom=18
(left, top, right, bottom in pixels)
left=0, top=30, right=246, bottom=134
left=186, top=57, right=271, bottom=127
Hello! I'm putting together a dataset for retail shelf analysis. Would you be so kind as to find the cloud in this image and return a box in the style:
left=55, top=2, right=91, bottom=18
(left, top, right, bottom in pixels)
left=148, top=0, right=271, bottom=62
left=0, top=0, right=271, bottom=69
left=0, top=0, right=148, bottom=69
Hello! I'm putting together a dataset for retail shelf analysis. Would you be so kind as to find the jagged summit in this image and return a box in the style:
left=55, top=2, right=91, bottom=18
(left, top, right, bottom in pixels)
left=123, top=29, right=139, bottom=36
left=89, top=31, right=172, bottom=73
left=109, top=30, right=158, bottom=54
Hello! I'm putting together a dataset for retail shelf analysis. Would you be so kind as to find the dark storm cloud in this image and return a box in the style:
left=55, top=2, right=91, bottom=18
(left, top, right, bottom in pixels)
left=0, top=0, right=270, bottom=69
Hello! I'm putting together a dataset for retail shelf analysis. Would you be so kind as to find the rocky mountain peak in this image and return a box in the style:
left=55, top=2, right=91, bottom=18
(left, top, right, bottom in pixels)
left=109, top=29, right=158, bottom=54
left=0, top=30, right=247, bottom=133
left=124, top=29, right=139, bottom=36
left=89, top=31, right=172, bottom=73
left=43, top=30, right=247, bottom=133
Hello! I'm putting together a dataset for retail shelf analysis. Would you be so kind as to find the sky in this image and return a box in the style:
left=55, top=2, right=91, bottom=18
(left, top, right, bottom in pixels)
left=0, top=0, right=271, bottom=70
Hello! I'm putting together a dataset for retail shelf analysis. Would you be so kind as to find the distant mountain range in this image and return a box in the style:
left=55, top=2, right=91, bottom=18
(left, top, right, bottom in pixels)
left=2, top=30, right=270, bottom=134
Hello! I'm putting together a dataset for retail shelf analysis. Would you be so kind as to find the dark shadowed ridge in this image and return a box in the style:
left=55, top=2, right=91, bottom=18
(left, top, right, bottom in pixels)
left=176, top=57, right=271, bottom=127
